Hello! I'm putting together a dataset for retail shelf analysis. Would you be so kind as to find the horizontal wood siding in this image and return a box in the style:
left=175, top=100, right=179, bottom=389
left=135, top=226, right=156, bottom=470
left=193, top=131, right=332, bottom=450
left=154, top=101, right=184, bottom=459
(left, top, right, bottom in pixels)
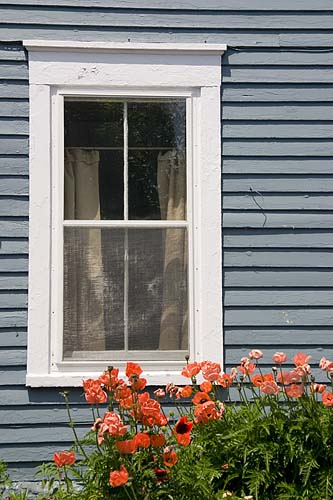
left=0, top=0, right=332, bottom=480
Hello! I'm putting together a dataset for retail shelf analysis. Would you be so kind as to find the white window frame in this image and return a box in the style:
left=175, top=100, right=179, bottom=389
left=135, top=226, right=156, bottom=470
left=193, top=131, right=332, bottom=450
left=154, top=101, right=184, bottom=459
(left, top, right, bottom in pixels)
left=24, top=41, right=226, bottom=387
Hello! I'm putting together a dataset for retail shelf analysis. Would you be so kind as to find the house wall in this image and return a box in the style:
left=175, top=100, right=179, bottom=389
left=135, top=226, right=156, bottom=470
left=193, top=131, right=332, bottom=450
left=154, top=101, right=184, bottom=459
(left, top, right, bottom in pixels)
left=1, top=0, right=333, bottom=481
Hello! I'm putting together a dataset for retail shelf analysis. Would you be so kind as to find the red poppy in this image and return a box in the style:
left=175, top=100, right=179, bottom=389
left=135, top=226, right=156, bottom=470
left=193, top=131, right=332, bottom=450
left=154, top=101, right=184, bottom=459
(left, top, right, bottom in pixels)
left=175, top=416, right=193, bottom=435
left=322, top=391, right=333, bottom=407
left=176, top=432, right=191, bottom=446
left=181, top=362, right=201, bottom=378
left=125, top=362, right=143, bottom=378
left=154, top=468, right=169, bottom=483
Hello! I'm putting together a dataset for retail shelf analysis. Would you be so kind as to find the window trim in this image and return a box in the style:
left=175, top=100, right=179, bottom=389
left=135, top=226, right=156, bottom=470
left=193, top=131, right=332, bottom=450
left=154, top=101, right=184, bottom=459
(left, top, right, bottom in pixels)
left=24, top=41, right=226, bottom=387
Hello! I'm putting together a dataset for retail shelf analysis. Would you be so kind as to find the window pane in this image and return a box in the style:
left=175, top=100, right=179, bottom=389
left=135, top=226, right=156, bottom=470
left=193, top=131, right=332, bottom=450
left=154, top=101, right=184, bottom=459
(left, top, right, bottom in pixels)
left=63, top=227, right=188, bottom=359
left=64, top=100, right=124, bottom=220
left=128, top=101, right=186, bottom=220
left=128, top=228, right=188, bottom=351
left=63, top=227, right=125, bottom=358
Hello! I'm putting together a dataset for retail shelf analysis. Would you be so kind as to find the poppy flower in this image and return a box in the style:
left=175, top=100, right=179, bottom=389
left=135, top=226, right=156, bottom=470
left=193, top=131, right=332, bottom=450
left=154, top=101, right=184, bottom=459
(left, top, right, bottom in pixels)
left=201, top=361, right=221, bottom=382
left=82, top=379, right=108, bottom=405
left=192, top=391, right=211, bottom=405
left=293, top=352, right=311, bottom=367
left=285, top=383, right=304, bottom=399
left=176, top=432, right=191, bottom=446
left=200, top=381, right=212, bottom=393
left=154, top=468, right=169, bottom=483
left=181, top=362, right=201, bottom=378
left=116, top=439, right=137, bottom=454
left=310, top=383, right=327, bottom=394
left=277, top=370, right=300, bottom=386
left=109, top=465, right=129, bottom=487
left=163, top=448, right=178, bottom=467
left=322, top=391, right=333, bottom=407
left=175, top=416, right=193, bottom=435
left=251, top=373, right=273, bottom=387
left=249, top=349, right=263, bottom=360
left=259, top=380, right=280, bottom=395
left=134, top=432, right=150, bottom=449
left=218, top=374, right=233, bottom=388
left=53, top=451, right=76, bottom=468
left=194, top=400, right=223, bottom=424
left=272, top=352, right=287, bottom=364
left=125, top=362, right=143, bottom=378
left=151, top=433, right=166, bottom=448
left=178, top=385, right=192, bottom=399
left=103, top=412, right=127, bottom=437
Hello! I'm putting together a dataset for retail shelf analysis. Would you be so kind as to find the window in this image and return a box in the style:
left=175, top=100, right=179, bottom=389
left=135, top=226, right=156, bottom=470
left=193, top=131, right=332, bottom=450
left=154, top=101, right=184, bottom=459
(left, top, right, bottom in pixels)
left=24, top=41, right=226, bottom=386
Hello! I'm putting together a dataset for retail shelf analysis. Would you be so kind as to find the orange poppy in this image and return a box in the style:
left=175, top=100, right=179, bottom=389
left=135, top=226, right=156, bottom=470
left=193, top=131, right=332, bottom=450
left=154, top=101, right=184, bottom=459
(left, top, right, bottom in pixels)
left=322, top=391, right=333, bottom=407
left=134, top=432, right=150, bottom=449
left=53, top=451, right=76, bottom=468
left=192, top=391, right=211, bottom=406
left=109, top=465, right=129, bottom=487
left=151, top=433, right=166, bottom=448
left=116, top=439, right=137, bottom=454
left=163, top=448, right=178, bottom=467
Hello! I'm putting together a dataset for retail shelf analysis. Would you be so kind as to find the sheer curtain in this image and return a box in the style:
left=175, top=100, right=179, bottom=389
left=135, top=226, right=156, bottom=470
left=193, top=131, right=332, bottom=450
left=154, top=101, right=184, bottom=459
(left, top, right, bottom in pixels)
left=157, top=150, right=188, bottom=350
left=63, top=148, right=187, bottom=355
left=63, top=149, right=105, bottom=353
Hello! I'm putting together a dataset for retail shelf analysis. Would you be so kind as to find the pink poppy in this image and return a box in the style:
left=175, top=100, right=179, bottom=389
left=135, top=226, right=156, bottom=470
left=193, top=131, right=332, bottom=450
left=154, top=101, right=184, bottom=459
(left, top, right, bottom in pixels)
left=285, top=384, right=304, bottom=398
left=249, top=349, right=263, bottom=360
left=272, top=352, right=287, bottom=364
left=259, top=380, right=279, bottom=395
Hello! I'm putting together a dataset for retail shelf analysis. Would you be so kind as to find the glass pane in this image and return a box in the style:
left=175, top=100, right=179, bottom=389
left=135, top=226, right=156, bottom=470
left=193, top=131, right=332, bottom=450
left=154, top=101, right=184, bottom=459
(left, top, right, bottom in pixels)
left=128, top=101, right=186, bottom=220
left=63, top=227, right=125, bottom=358
left=64, top=100, right=124, bottom=220
left=128, top=228, right=188, bottom=351
left=63, top=227, right=188, bottom=358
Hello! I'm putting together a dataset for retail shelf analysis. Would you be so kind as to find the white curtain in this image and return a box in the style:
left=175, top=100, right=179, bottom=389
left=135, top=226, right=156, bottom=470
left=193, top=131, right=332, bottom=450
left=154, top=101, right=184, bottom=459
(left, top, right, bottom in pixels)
left=157, top=150, right=188, bottom=350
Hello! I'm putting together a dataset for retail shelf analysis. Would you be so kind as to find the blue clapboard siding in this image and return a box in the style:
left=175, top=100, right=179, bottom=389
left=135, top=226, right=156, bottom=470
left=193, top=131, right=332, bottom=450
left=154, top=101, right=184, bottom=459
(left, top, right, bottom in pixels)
left=0, top=0, right=333, bottom=481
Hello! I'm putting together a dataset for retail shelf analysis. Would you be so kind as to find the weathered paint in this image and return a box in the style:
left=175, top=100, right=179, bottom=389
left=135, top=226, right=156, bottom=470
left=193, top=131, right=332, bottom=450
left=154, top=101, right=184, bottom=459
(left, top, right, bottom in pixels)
left=0, top=0, right=332, bottom=480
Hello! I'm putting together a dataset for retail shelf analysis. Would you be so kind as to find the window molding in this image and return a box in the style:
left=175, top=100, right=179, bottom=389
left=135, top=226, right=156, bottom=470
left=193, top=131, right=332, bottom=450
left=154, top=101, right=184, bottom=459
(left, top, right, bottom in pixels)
left=24, top=41, right=226, bottom=387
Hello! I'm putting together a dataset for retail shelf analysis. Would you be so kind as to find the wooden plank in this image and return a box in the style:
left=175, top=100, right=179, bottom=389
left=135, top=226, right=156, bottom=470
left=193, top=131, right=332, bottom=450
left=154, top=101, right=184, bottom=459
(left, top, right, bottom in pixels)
left=223, top=158, right=333, bottom=174
left=0, top=329, right=27, bottom=346
left=223, top=104, right=333, bottom=121
left=0, top=137, right=28, bottom=155
left=223, top=230, right=333, bottom=248
left=0, top=291, right=27, bottom=308
left=0, top=177, right=28, bottom=195
left=0, top=82, right=28, bottom=98
left=223, top=140, right=333, bottom=156
left=2, top=9, right=333, bottom=29
left=225, top=50, right=333, bottom=66
left=223, top=176, right=333, bottom=192
left=0, top=48, right=25, bottom=62
left=0, top=220, right=28, bottom=237
left=223, top=67, right=333, bottom=84
left=0, top=347, right=26, bottom=365
left=0, top=256, right=28, bottom=273
left=0, top=198, right=28, bottom=217
left=0, top=63, right=28, bottom=80
left=0, top=426, right=87, bottom=444
left=225, top=307, right=333, bottom=326
left=0, top=100, right=28, bottom=117
left=0, top=405, right=94, bottom=425
left=224, top=194, right=333, bottom=211
left=225, top=270, right=333, bottom=287
left=0, top=367, right=26, bottom=385
left=222, top=84, right=333, bottom=102
left=0, top=157, right=28, bottom=175
left=225, top=347, right=333, bottom=364
left=0, top=444, right=73, bottom=463
left=1, top=0, right=333, bottom=10
left=224, top=250, right=333, bottom=268
left=0, top=387, right=85, bottom=406
left=225, top=289, right=333, bottom=306
left=225, top=327, right=333, bottom=345
left=223, top=122, right=333, bottom=139
left=223, top=212, right=333, bottom=228
left=0, top=238, right=28, bottom=254
left=0, top=311, right=27, bottom=329
left=0, top=119, right=28, bottom=135
left=0, top=275, right=27, bottom=290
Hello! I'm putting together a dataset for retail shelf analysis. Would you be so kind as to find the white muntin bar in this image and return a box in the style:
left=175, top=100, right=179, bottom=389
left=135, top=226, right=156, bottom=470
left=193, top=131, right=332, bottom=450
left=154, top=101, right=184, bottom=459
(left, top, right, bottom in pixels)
left=123, top=102, right=129, bottom=352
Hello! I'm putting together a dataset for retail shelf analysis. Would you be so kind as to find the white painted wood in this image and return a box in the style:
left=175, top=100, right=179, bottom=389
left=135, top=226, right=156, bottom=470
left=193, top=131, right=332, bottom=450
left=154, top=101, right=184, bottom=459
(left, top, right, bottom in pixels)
left=27, top=84, right=51, bottom=380
left=25, top=42, right=225, bottom=386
